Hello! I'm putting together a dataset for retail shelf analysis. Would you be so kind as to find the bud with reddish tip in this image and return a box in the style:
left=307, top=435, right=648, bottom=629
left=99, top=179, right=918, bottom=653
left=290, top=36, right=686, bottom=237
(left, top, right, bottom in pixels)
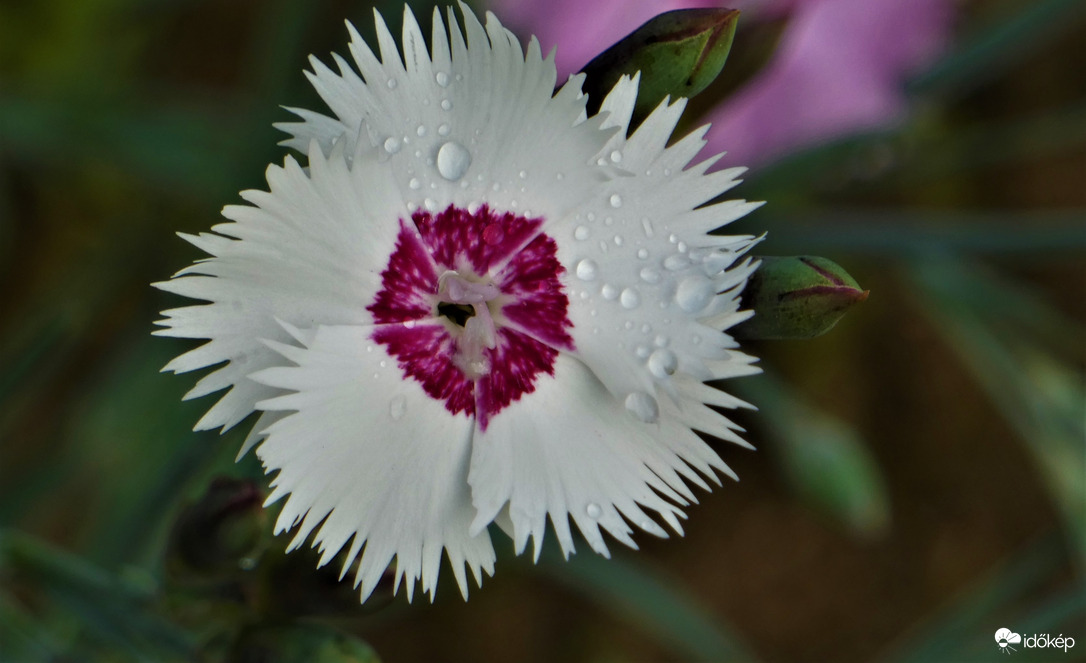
left=580, top=8, right=741, bottom=122
left=734, top=256, right=869, bottom=340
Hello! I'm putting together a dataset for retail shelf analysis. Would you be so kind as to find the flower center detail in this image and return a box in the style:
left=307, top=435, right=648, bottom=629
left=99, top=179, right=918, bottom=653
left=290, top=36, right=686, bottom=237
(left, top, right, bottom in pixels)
left=367, top=205, right=574, bottom=429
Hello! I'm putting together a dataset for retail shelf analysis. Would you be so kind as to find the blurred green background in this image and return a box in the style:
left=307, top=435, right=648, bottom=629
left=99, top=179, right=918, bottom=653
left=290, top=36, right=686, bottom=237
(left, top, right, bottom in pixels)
left=0, top=0, right=1083, bottom=661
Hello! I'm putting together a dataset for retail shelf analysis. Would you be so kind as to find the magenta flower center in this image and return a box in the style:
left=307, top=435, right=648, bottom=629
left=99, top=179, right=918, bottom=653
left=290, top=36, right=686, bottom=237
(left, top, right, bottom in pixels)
left=367, top=205, right=574, bottom=429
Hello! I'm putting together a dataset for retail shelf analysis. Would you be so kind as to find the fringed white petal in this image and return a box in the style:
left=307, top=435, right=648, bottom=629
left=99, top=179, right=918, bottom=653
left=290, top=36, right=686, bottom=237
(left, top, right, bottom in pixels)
left=252, top=325, right=495, bottom=602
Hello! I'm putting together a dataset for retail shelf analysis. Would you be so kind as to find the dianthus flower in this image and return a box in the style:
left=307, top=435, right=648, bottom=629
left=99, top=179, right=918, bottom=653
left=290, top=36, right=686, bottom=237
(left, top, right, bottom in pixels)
left=156, top=3, right=761, bottom=601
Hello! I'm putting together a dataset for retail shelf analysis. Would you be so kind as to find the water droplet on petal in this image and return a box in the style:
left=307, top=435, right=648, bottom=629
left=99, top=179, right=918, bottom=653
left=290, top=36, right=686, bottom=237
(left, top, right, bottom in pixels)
left=641, top=218, right=654, bottom=238
left=625, top=392, right=659, bottom=423
left=609, top=193, right=622, bottom=208
left=613, top=235, right=623, bottom=246
left=408, top=177, right=421, bottom=190
left=482, top=223, right=504, bottom=245
left=389, top=395, right=407, bottom=420
left=437, top=123, right=450, bottom=136
left=586, top=503, right=602, bottom=519
left=386, top=78, right=398, bottom=89
left=639, top=267, right=661, bottom=284
left=654, top=334, right=669, bottom=348
left=610, top=150, right=622, bottom=163
left=518, top=170, right=528, bottom=179
left=416, top=125, right=427, bottom=137
left=601, top=284, right=618, bottom=300
left=436, top=141, right=472, bottom=181
left=637, top=248, right=649, bottom=260
left=664, top=255, right=690, bottom=271
left=620, top=287, right=640, bottom=309
left=574, top=225, right=590, bottom=240
left=383, top=136, right=402, bottom=154
left=440, top=99, right=453, bottom=111
left=676, top=275, right=715, bottom=313
left=647, top=349, right=678, bottom=378
left=575, top=259, right=598, bottom=281
left=435, top=71, right=450, bottom=87
left=635, top=344, right=651, bottom=358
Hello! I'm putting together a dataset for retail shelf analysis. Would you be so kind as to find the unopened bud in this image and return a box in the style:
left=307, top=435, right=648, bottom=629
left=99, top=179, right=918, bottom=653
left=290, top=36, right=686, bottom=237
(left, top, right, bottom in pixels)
left=204, top=624, right=380, bottom=663
left=166, top=477, right=266, bottom=580
left=581, top=8, right=741, bottom=123
left=733, top=256, right=868, bottom=340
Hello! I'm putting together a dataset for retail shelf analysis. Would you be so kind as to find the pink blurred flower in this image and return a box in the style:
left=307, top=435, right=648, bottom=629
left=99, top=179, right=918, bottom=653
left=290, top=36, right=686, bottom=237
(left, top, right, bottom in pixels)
left=492, top=0, right=952, bottom=166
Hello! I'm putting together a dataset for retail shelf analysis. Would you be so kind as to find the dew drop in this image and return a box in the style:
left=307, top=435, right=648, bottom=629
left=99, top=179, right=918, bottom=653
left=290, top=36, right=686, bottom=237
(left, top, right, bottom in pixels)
left=518, top=170, right=528, bottom=179
left=586, top=503, right=602, bottom=519
left=637, top=248, right=650, bottom=260
left=639, top=267, right=661, bottom=284
left=386, top=78, right=398, bottom=89
left=435, top=71, right=450, bottom=87
left=676, top=275, right=715, bottom=313
left=641, top=217, right=654, bottom=238
left=654, top=334, right=669, bottom=348
left=636, top=344, right=651, bottom=358
left=620, top=287, right=641, bottom=309
left=482, top=223, right=504, bottom=245
left=437, top=123, right=450, bottom=136
left=383, top=136, right=402, bottom=154
left=609, top=193, right=622, bottom=208
left=641, top=323, right=652, bottom=334
left=436, top=141, right=472, bottom=181
left=609, top=150, right=623, bottom=163
left=663, top=167, right=672, bottom=176
left=677, top=241, right=688, bottom=253
left=423, top=198, right=437, bottom=211
left=440, top=99, right=453, bottom=111
left=647, top=349, right=678, bottom=378
left=613, top=235, right=623, bottom=246
left=467, top=201, right=482, bottom=214
left=574, top=225, right=590, bottom=240
left=575, top=259, right=598, bottom=281
left=601, top=283, right=618, bottom=300
left=408, top=177, right=421, bottom=190
left=416, top=125, right=427, bottom=137
left=664, top=255, right=690, bottom=271
left=389, top=395, right=407, bottom=420
left=624, top=392, right=659, bottom=423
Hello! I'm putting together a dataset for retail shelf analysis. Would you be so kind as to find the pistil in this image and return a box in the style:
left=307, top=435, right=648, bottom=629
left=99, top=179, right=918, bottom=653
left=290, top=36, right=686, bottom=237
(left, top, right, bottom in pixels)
left=437, top=271, right=499, bottom=378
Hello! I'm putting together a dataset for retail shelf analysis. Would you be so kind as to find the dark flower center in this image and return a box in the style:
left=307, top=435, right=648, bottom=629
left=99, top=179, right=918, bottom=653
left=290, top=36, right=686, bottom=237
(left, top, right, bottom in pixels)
left=366, top=205, right=574, bottom=429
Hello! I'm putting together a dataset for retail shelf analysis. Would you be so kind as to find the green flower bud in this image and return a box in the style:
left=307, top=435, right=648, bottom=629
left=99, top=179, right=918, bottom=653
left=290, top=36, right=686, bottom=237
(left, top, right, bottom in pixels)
left=733, top=256, right=868, bottom=340
left=165, top=477, right=266, bottom=581
left=581, top=8, right=741, bottom=122
left=205, top=624, right=380, bottom=663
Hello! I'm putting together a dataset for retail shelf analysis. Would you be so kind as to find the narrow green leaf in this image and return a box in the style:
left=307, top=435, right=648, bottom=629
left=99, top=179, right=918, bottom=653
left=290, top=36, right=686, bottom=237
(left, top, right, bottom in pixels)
left=738, top=374, right=891, bottom=537
left=905, top=256, right=1086, bottom=563
left=526, top=537, right=758, bottom=662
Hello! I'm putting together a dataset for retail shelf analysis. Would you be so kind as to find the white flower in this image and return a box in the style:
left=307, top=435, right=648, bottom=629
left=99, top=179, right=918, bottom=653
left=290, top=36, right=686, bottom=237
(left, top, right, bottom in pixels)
left=155, top=3, right=762, bottom=602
